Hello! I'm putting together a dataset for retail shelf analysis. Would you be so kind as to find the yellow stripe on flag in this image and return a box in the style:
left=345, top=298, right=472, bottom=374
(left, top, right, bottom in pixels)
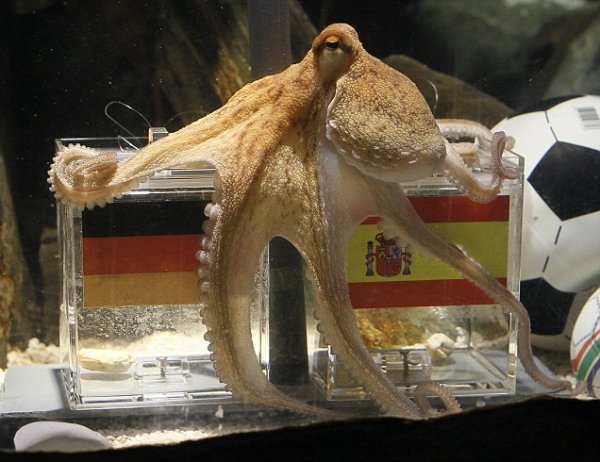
left=347, top=221, right=508, bottom=283
left=83, top=272, right=199, bottom=308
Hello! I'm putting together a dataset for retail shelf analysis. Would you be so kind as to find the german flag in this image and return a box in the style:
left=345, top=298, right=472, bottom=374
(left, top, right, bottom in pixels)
left=347, top=195, right=511, bottom=308
left=81, top=200, right=205, bottom=308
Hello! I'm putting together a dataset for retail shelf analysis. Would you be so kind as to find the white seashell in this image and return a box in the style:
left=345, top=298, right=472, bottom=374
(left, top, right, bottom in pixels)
left=79, top=348, right=133, bottom=373
left=14, top=421, right=112, bottom=453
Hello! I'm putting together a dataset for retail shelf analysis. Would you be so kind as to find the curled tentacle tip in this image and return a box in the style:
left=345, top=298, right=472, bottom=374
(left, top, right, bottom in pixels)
left=491, top=131, right=505, bottom=150
left=493, top=131, right=516, bottom=152
left=490, top=131, right=520, bottom=181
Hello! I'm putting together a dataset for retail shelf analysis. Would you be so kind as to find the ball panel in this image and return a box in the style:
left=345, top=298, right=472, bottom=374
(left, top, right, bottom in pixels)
left=493, top=96, right=600, bottom=351
left=521, top=278, right=576, bottom=335
left=528, top=141, right=600, bottom=221
left=570, top=287, right=600, bottom=397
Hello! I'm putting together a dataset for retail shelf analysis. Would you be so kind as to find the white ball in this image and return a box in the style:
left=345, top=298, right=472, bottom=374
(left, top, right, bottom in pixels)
left=570, top=287, right=600, bottom=398
left=493, top=95, right=600, bottom=351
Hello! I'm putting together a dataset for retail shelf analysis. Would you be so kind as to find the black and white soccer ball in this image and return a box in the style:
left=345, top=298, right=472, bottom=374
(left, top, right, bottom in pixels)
left=493, top=95, right=600, bottom=351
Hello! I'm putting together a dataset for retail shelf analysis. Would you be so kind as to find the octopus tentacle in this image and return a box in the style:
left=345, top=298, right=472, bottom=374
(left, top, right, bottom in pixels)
left=47, top=55, right=318, bottom=210
left=437, top=118, right=494, bottom=144
left=49, top=23, right=571, bottom=420
left=198, top=168, right=339, bottom=418
left=437, top=118, right=515, bottom=153
left=414, top=381, right=462, bottom=418
left=290, top=147, right=459, bottom=419
left=449, top=141, right=480, bottom=158
left=442, top=131, right=519, bottom=204
left=294, top=210, right=422, bottom=419
left=48, top=144, right=123, bottom=210
left=437, top=119, right=517, bottom=180
left=369, top=178, right=572, bottom=392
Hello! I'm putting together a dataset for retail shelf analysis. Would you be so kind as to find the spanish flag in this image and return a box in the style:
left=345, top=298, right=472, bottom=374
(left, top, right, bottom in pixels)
left=347, top=195, right=511, bottom=308
left=81, top=200, right=205, bottom=308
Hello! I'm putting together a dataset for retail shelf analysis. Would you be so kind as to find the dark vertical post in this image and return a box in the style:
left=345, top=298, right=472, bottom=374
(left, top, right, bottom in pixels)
left=248, top=0, right=291, bottom=77
left=247, top=0, right=309, bottom=385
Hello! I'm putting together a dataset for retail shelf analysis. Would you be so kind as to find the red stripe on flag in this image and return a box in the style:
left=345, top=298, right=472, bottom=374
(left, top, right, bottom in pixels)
left=83, top=234, right=201, bottom=275
left=348, top=278, right=507, bottom=308
left=360, top=196, right=509, bottom=225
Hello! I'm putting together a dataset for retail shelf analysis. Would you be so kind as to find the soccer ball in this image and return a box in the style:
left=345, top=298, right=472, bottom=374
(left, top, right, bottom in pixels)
left=570, top=286, right=600, bottom=398
left=493, top=95, right=600, bottom=351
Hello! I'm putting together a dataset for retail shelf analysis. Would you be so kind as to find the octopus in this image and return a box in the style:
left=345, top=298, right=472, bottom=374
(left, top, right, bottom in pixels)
left=48, top=24, right=573, bottom=419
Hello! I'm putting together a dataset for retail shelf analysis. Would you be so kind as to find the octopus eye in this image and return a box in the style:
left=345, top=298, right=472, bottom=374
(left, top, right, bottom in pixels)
left=325, top=36, right=340, bottom=50
left=317, top=33, right=349, bottom=80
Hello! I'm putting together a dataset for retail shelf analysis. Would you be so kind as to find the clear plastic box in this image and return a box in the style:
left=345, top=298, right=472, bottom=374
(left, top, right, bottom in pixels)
left=311, top=153, right=524, bottom=401
left=56, top=135, right=269, bottom=408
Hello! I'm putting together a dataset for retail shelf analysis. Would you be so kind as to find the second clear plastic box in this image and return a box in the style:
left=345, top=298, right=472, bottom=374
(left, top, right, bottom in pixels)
left=311, top=153, right=524, bottom=401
